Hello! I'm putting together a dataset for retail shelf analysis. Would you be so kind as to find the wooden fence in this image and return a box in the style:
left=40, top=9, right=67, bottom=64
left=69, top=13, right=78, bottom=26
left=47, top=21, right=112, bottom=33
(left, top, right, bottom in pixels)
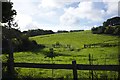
left=3, top=44, right=120, bottom=80
left=84, top=43, right=119, bottom=48
left=3, top=60, right=120, bottom=80
left=2, top=62, right=120, bottom=71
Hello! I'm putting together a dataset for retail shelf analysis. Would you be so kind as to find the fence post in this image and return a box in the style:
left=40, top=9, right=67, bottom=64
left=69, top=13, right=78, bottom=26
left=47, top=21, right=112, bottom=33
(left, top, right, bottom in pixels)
left=118, top=37, right=120, bottom=80
left=7, top=39, right=14, bottom=79
left=89, top=54, right=93, bottom=80
left=72, top=60, right=78, bottom=80
left=118, top=54, right=120, bottom=79
left=91, top=54, right=93, bottom=80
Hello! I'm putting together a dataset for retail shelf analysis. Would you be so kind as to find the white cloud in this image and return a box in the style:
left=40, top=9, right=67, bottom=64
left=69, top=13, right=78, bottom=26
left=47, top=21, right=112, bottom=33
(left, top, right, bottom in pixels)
left=102, top=0, right=119, bottom=2
left=37, top=11, right=57, bottom=19
left=38, top=0, right=60, bottom=9
left=15, top=13, right=32, bottom=31
left=60, top=0, right=119, bottom=26
left=94, top=25, right=98, bottom=27
left=60, top=2, right=105, bottom=25
left=76, top=2, right=105, bottom=21
left=11, top=0, right=119, bottom=31
left=38, top=0, right=78, bottom=9
left=22, top=21, right=76, bottom=32
left=60, top=7, right=80, bottom=25
left=103, top=2, right=118, bottom=15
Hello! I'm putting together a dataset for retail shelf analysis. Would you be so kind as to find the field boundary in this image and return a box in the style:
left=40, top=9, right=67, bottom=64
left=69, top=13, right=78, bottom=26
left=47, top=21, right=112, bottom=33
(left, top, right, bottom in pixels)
left=84, top=43, right=119, bottom=48
left=3, top=60, right=120, bottom=80
left=2, top=62, right=120, bottom=71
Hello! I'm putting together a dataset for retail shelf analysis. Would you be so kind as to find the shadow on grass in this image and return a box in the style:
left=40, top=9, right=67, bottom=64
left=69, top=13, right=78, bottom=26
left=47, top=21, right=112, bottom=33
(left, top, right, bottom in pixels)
left=35, top=49, right=71, bottom=57
left=25, top=44, right=45, bottom=52
left=29, top=46, right=72, bottom=58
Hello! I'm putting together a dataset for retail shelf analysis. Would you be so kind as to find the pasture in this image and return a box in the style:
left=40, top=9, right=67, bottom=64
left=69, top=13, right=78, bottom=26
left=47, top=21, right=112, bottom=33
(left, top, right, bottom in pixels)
left=2, top=30, right=119, bottom=79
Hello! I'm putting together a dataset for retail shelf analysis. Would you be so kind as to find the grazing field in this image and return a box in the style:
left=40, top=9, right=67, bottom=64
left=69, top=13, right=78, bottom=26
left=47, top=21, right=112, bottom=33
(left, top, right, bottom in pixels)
left=2, top=30, right=119, bottom=79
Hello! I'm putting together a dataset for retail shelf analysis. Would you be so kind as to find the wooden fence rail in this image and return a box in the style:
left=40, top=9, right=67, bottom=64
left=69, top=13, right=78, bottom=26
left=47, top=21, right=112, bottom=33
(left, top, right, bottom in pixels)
left=3, top=62, right=120, bottom=71
left=84, top=43, right=119, bottom=48
left=2, top=61, right=120, bottom=80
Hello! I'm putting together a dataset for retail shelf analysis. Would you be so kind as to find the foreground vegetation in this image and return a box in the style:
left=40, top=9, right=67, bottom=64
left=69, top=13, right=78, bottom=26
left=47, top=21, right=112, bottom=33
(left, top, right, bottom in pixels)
left=2, top=1, right=119, bottom=79
left=2, top=30, right=119, bottom=79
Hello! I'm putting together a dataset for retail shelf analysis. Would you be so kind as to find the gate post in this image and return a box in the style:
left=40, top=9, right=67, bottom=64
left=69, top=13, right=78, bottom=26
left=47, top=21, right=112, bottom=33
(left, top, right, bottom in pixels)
left=72, top=60, right=78, bottom=80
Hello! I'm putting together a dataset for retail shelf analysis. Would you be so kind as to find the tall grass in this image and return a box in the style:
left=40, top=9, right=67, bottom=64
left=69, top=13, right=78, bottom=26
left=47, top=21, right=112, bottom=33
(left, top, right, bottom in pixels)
left=2, top=30, right=119, bottom=79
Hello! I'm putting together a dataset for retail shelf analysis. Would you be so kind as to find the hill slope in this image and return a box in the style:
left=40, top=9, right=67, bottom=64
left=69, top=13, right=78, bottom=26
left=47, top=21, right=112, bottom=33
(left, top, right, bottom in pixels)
left=30, top=30, right=118, bottom=48
left=2, top=30, right=119, bottom=79
left=29, top=30, right=119, bottom=64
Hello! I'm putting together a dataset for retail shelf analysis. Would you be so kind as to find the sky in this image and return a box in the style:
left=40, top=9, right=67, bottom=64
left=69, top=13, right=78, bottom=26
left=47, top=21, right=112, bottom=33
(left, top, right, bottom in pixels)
left=11, top=0, right=119, bottom=32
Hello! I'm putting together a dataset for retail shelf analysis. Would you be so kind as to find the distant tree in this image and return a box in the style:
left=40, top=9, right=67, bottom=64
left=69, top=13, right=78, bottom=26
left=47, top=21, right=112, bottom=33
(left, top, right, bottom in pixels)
left=113, top=25, right=120, bottom=35
left=24, top=29, right=54, bottom=37
left=44, top=30, right=54, bottom=34
left=97, top=26, right=105, bottom=34
left=104, top=26, right=115, bottom=34
left=91, top=16, right=120, bottom=35
left=103, top=17, right=120, bottom=27
left=57, top=30, right=69, bottom=33
left=70, top=30, right=84, bottom=32
left=91, top=27, right=99, bottom=34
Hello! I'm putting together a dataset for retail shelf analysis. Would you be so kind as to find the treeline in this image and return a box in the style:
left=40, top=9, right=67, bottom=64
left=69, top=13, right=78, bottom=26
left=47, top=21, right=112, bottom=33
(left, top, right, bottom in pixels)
left=22, top=29, right=84, bottom=36
left=57, top=30, right=84, bottom=33
left=2, top=26, right=44, bottom=53
left=70, top=30, right=84, bottom=32
left=57, top=30, right=69, bottom=33
left=23, top=29, right=54, bottom=37
left=2, top=27, right=84, bottom=53
left=91, top=17, right=120, bottom=35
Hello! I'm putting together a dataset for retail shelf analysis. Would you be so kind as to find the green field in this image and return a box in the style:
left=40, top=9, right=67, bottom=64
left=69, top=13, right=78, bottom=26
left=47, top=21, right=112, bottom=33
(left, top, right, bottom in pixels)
left=2, top=30, right=119, bottom=79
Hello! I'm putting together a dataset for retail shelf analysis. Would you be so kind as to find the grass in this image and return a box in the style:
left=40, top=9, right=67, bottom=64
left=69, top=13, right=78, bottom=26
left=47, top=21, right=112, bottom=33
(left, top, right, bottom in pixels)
left=30, top=30, right=119, bottom=48
left=2, top=30, right=119, bottom=79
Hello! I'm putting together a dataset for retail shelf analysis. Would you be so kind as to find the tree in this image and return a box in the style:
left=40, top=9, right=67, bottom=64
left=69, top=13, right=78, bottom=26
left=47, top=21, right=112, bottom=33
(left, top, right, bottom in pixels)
left=91, top=27, right=99, bottom=34
left=113, top=25, right=120, bottom=35
left=24, top=29, right=54, bottom=37
left=91, top=16, right=120, bottom=35
left=104, top=26, right=115, bottom=34
left=2, top=1, right=17, bottom=53
left=103, top=17, right=120, bottom=27
left=2, top=1, right=17, bottom=43
left=2, top=1, right=17, bottom=79
left=2, top=2, right=17, bottom=24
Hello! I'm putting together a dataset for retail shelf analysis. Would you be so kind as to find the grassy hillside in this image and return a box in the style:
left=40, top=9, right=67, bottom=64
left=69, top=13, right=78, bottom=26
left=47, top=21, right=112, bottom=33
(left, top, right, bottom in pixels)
left=29, top=30, right=119, bottom=64
left=30, top=30, right=118, bottom=48
left=2, top=30, right=119, bottom=79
